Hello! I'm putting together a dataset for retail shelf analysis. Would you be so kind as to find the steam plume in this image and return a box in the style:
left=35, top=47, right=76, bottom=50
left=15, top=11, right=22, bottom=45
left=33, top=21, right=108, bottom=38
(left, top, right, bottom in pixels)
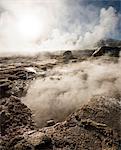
left=23, top=58, right=121, bottom=127
left=0, top=0, right=120, bottom=55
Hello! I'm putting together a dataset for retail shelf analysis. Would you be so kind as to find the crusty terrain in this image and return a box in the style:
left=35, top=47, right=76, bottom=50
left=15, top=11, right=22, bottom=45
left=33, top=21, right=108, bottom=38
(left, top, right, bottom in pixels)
left=1, top=95, right=121, bottom=150
left=40, top=95, right=121, bottom=150
left=0, top=51, right=121, bottom=150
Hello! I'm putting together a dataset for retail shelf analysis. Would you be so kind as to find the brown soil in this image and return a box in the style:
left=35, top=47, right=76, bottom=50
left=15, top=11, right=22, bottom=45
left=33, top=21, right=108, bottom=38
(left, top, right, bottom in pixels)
left=0, top=54, right=121, bottom=150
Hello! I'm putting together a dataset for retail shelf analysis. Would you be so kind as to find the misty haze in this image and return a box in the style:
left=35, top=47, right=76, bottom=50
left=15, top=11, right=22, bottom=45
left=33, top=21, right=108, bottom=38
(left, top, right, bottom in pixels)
left=0, top=0, right=121, bottom=150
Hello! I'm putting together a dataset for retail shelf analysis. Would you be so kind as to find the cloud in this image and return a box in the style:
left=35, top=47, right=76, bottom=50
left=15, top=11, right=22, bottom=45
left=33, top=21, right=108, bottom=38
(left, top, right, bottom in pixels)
left=0, top=0, right=120, bottom=55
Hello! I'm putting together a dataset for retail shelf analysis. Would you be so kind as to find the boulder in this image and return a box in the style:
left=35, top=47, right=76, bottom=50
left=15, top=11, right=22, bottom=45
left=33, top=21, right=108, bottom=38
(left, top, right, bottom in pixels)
left=12, top=132, right=52, bottom=150
left=63, top=51, right=74, bottom=62
left=24, top=131, right=52, bottom=149
left=92, top=46, right=120, bottom=57
left=46, top=119, right=55, bottom=127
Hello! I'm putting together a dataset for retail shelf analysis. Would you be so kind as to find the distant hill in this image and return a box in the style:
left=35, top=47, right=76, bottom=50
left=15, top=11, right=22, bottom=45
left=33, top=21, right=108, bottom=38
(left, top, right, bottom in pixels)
left=96, top=39, right=121, bottom=47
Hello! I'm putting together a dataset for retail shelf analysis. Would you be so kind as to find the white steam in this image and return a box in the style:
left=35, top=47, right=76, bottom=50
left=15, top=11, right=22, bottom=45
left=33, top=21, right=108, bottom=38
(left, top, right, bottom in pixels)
left=23, top=58, right=121, bottom=127
left=0, top=0, right=120, bottom=55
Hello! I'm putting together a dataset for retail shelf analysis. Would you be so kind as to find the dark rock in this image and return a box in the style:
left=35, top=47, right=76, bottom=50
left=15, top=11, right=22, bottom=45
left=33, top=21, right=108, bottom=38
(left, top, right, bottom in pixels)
left=0, top=80, right=11, bottom=98
left=46, top=119, right=55, bottom=127
left=92, top=46, right=120, bottom=57
left=15, top=70, right=28, bottom=80
left=6, top=131, right=52, bottom=150
left=11, top=132, right=52, bottom=150
left=63, top=51, right=74, bottom=62
left=41, top=67, right=47, bottom=71
left=24, top=132, right=52, bottom=149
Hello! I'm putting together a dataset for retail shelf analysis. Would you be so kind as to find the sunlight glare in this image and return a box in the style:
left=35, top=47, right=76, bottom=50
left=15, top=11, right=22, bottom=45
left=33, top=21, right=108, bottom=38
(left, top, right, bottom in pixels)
left=17, top=13, right=45, bottom=41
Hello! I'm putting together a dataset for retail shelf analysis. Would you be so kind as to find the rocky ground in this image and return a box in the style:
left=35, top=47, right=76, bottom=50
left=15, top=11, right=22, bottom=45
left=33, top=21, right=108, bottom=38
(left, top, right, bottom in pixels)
left=0, top=49, right=121, bottom=150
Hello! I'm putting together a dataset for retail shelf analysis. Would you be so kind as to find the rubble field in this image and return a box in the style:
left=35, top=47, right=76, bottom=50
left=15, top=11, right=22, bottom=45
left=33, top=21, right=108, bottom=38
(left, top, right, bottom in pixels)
left=0, top=49, right=121, bottom=150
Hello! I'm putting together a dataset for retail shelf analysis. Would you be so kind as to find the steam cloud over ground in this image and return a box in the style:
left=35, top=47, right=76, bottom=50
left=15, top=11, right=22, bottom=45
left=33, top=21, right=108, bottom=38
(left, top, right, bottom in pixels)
left=0, top=0, right=121, bottom=55
left=0, top=1, right=121, bottom=149
left=23, top=57, right=121, bottom=127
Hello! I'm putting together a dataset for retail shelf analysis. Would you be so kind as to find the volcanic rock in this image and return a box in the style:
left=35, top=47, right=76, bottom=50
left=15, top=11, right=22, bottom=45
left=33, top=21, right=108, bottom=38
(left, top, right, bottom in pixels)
left=92, top=46, right=120, bottom=57
left=0, top=80, right=12, bottom=98
left=46, top=119, right=55, bottom=127
left=63, top=51, right=74, bottom=62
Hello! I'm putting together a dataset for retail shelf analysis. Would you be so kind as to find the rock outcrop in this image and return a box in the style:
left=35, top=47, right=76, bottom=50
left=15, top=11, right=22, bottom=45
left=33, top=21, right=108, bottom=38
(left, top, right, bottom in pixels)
left=63, top=51, right=74, bottom=63
left=0, top=80, right=12, bottom=98
left=92, top=46, right=120, bottom=57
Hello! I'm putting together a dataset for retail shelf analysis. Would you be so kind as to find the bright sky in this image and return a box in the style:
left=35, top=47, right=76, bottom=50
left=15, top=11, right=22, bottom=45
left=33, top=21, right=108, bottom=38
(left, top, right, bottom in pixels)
left=0, top=0, right=120, bottom=55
